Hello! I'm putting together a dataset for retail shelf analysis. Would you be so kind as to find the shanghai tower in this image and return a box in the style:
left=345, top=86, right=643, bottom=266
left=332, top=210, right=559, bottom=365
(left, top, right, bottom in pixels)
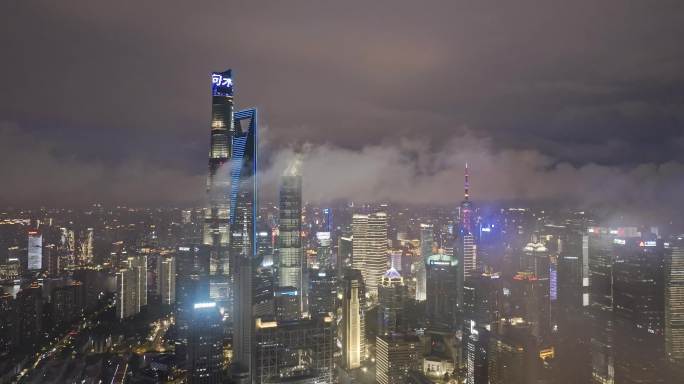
left=204, top=69, right=234, bottom=300
left=203, top=69, right=258, bottom=381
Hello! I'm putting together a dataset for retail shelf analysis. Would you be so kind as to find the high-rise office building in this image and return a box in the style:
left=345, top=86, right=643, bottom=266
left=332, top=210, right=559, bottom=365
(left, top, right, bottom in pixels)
left=230, top=106, right=258, bottom=381
left=612, top=238, right=667, bottom=383
left=557, top=231, right=589, bottom=309
left=337, top=234, right=353, bottom=277
left=554, top=230, right=592, bottom=384
left=465, top=323, right=490, bottom=384
left=0, top=290, right=14, bottom=355
left=580, top=227, right=639, bottom=384
left=159, top=255, right=176, bottom=305
left=61, top=227, right=76, bottom=268
left=131, top=255, right=148, bottom=308
left=274, top=286, right=300, bottom=321
left=176, top=245, right=210, bottom=369
left=667, top=240, right=684, bottom=364
left=426, top=253, right=459, bottom=329
left=352, top=212, right=388, bottom=297
left=116, top=255, right=147, bottom=319
left=463, top=271, right=502, bottom=328
left=378, top=267, right=408, bottom=335
left=51, top=281, right=83, bottom=326
left=117, top=267, right=139, bottom=319
left=254, top=316, right=335, bottom=383
left=510, top=271, right=551, bottom=343
left=204, top=69, right=234, bottom=300
left=487, top=322, right=541, bottom=384
left=78, top=227, right=93, bottom=266
left=278, top=169, right=305, bottom=317
left=256, top=229, right=273, bottom=268
left=521, top=242, right=549, bottom=278
left=309, top=269, right=336, bottom=317
left=72, top=268, right=110, bottom=312
left=27, top=229, right=42, bottom=270
left=15, top=283, right=43, bottom=350
left=44, top=244, right=59, bottom=276
left=176, top=245, right=210, bottom=342
left=188, top=302, right=224, bottom=384
left=420, top=224, right=434, bottom=259
left=376, top=334, right=421, bottom=384
left=254, top=266, right=275, bottom=318
left=416, top=223, right=433, bottom=301
left=316, top=231, right=332, bottom=269
left=342, top=269, right=366, bottom=369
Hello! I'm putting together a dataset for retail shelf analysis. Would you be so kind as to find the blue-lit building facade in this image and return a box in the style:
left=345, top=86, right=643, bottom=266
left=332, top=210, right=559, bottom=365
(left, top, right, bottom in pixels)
left=199, top=70, right=259, bottom=382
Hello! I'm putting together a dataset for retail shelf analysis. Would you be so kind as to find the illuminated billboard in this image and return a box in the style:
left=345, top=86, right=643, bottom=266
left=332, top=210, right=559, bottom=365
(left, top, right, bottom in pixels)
left=211, top=69, right=233, bottom=97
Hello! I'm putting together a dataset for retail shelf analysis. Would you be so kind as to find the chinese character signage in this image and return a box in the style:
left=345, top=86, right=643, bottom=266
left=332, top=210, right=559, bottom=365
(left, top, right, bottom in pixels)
left=212, top=70, right=233, bottom=96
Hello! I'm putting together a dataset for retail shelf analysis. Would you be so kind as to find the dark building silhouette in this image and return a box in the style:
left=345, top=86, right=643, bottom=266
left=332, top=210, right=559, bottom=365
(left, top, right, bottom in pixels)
left=187, top=302, right=223, bottom=384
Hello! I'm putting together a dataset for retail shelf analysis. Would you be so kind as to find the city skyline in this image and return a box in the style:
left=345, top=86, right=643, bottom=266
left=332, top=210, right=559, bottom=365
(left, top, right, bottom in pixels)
left=2, top=2, right=684, bottom=383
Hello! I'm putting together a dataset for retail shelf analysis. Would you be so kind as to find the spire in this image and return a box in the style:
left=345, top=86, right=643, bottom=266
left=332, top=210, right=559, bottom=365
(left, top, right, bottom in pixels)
left=464, top=162, right=469, bottom=201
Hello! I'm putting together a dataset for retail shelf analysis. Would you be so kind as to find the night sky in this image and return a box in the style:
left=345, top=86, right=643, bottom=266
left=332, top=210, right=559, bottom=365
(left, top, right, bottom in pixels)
left=1, top=1, right=683, bottom=222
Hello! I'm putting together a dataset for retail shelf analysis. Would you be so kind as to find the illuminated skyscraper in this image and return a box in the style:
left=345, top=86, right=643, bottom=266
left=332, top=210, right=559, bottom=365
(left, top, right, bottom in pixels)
left=159, top=255, right=176, bottom=305
left=378, top=267, right=408, bottom=335
left=204, top=69, right=234, bottom=300
left=465, top=323, right=490, bottom=384
left=60, top=227, right=76, bottom=268
left=352, top=212, right=388, bottom=297
left=78, top=228, right=93, bottom=266
left=131, top=255, right=148, bottom=308
left=316, top=231, right=332, bottom=269
left=117, top=255, right=147, bottom=319
left=309, top=268, right=337, bottom=317
left=457, top=164, right=477, bottom=308
left=337, top=234, right=352, bottom=277
left=416, top=223, right=433, bottom=301
left=201, top=69, right=258, bottom=381
left=44, top=244, right=59, bottom=276
left=230, top=107, right=258, bottom=381
left=117, top=267, right=138, bottom=319
left=667, top=240, right=684, bottom=364
left=27, top=229, right=42, bottom=270
left=342, top=269, right=366, bottom=369
left=460, top=163, right=474, bottom=235
left=254, top=316, right=335, bottom=383
left=278, top=168, right=305, bottom=317
left=376, top=334, right=421, bottom=384
left=557, top=232, right=590, bottom=309
left=458, top=233, right=477, bottom=280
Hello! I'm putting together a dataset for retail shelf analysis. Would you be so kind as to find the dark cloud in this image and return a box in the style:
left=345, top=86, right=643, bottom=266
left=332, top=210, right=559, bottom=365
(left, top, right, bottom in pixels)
left=1, top=1, right=683, bottom=219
